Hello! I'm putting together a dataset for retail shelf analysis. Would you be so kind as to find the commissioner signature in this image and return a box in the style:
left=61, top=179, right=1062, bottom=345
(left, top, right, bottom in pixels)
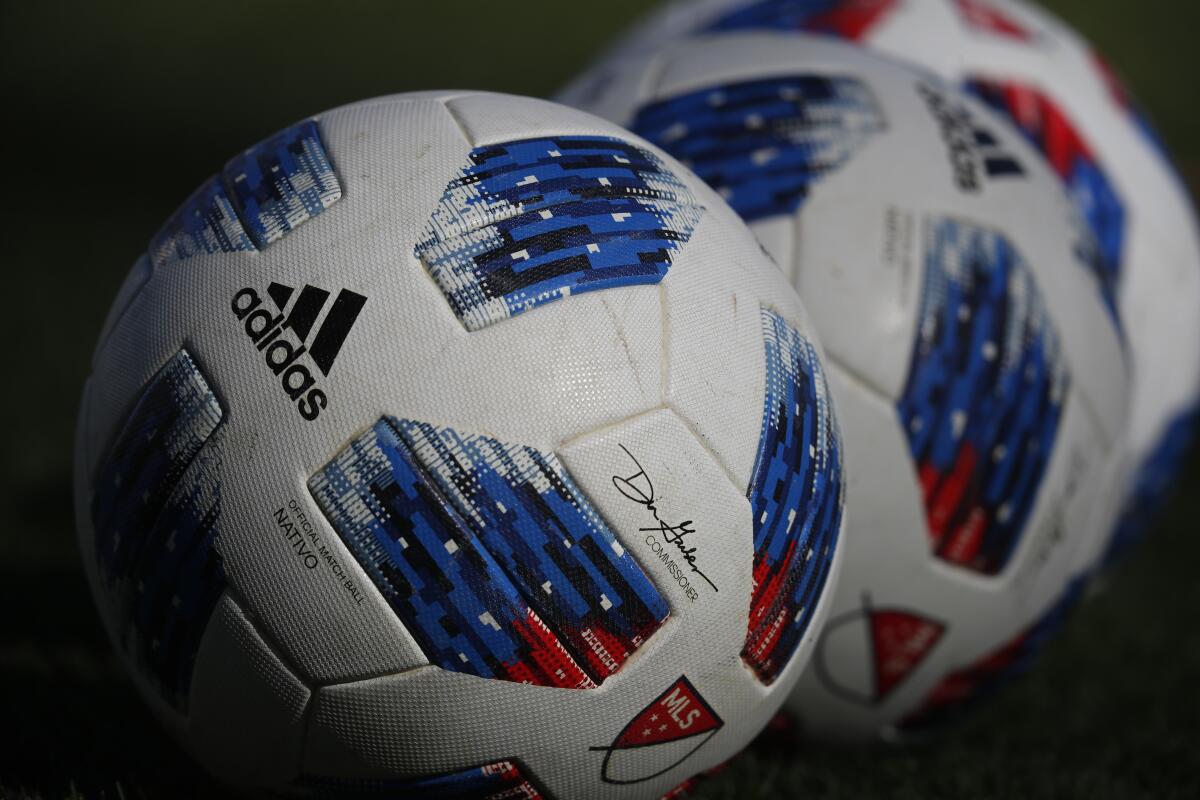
left=612, top=445, right=718, bottom=592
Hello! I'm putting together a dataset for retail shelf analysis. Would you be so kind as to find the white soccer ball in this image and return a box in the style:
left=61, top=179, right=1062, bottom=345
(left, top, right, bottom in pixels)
left=73, top=91, right=848, bottom=795
left=562, top=0, right=1200, bottom=563
left=560, top=33, right=1128, bottom=740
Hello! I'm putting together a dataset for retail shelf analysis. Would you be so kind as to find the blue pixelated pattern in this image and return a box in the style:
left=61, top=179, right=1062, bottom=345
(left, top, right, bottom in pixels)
left=148, top=119, right=340, bottom=267
left=1068, top=157, right=1125, bottom=290
left=898, top=217, right=1070, bottom=575
left=631, top=75, right=885, bottom=223
left=415, top=136, right=702, bottom=331
left=225, top=119, right=342, bottom=248
left=90, top=350, right=226, bottom=709
left=309, top=418, right=669, bottom=688
left=743, top=308, right=844, bottom=684
left=149, top=178, right=255, bottom=268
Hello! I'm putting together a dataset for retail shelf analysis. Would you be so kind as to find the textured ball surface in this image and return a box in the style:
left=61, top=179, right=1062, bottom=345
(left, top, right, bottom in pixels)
left=74, top=91, right=847, bottom=796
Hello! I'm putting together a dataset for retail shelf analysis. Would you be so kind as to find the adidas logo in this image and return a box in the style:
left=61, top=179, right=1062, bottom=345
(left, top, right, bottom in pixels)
left=231, top=282, right=367, bottom=421
left=916, top=81, right=1024, bottom=193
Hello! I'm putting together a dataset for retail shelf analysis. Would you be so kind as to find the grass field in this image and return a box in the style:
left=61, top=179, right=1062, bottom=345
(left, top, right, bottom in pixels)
left=1, top=1, right=1198, bottom=797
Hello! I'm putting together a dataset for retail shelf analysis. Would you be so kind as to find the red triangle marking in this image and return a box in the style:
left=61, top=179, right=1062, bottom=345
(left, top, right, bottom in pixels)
left=870, top=610, right=946, bottom=699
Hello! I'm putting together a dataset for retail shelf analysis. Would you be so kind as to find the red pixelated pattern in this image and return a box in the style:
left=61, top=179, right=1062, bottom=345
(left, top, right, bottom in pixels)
left=974, top=79, right=1096, bottom=180
left=743, top=535, right=800, bottom=677
left=499, top=608, right=596, bottom=689
left=920, top=444, right=993, bottom=570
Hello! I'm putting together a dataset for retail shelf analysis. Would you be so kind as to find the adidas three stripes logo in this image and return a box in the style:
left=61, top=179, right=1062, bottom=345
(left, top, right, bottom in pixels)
left=264, top=282, right=367, bottom=376
left=231, top=281, right=368, bottom=422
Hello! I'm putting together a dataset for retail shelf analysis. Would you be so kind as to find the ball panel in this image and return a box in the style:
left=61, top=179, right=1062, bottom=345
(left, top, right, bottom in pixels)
left=558, top=408, right=755, bottom=636
left=660, top=222, right=768, bottom=492
left=898, top=214, right=1070, bottom=576
left=443, top=93, right=664, bottom=151
left=414, top=133, right=703, bottom=333
left=743, top=307, right=844, bottom=684
left=148, top=118, right=341, bottom=268
left=88, top=348, right=226, bottom=711
left=629, top=72, right=887, bottom=225
left=307, top=416, right=671, bottom=690
left=789, top=352, right=1113, bottom=740
left=148, top=174, right=256, bottom=271
left=188, top=593, right=311, bottom=788
left=90, top=253, right=152, bottom=370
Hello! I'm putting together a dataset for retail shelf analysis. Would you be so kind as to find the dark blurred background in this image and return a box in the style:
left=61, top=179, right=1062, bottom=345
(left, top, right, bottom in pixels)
left=1, top=1, right=1197, bottom=797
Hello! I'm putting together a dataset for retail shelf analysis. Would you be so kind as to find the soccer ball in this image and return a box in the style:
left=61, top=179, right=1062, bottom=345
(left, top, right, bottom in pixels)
left=73, top=91, right=847, bottom=794
left=560, top=34, right=1128, bottom=739
left=561, top=0, right=1200, bottom=562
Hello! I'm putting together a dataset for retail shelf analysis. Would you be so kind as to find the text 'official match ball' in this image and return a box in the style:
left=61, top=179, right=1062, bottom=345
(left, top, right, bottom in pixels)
left=73, top=91, right=847, bottom=797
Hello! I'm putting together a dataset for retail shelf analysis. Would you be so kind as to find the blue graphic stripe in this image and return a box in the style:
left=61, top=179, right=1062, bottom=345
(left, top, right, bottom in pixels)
left=898, top=217, right=1070, bottom=575
left=309, top=418, right=668, bottom=688
left=416, top=135, right=702, bottom=331
left=743, top=308, right=845, bottom=684
left=149, top=177, right=256, bottom=268
left=300, top=760, right=543, bottom=799
left=393, top=420, right=669, bottom=678
left=127, top=445, right=225, bottom=705
left=631, top=75, right=885, bottom=223
left=309, top=421, right=570, bottom=686
left=1066, top=157, right=1125, bottom=289
left=90, top=350, right=226, bottom=708
left=92, top=351, right=223, bottom=581
left=148, top=119, right=340, bottom=267
left=225, top=119, right=342, bottom=248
